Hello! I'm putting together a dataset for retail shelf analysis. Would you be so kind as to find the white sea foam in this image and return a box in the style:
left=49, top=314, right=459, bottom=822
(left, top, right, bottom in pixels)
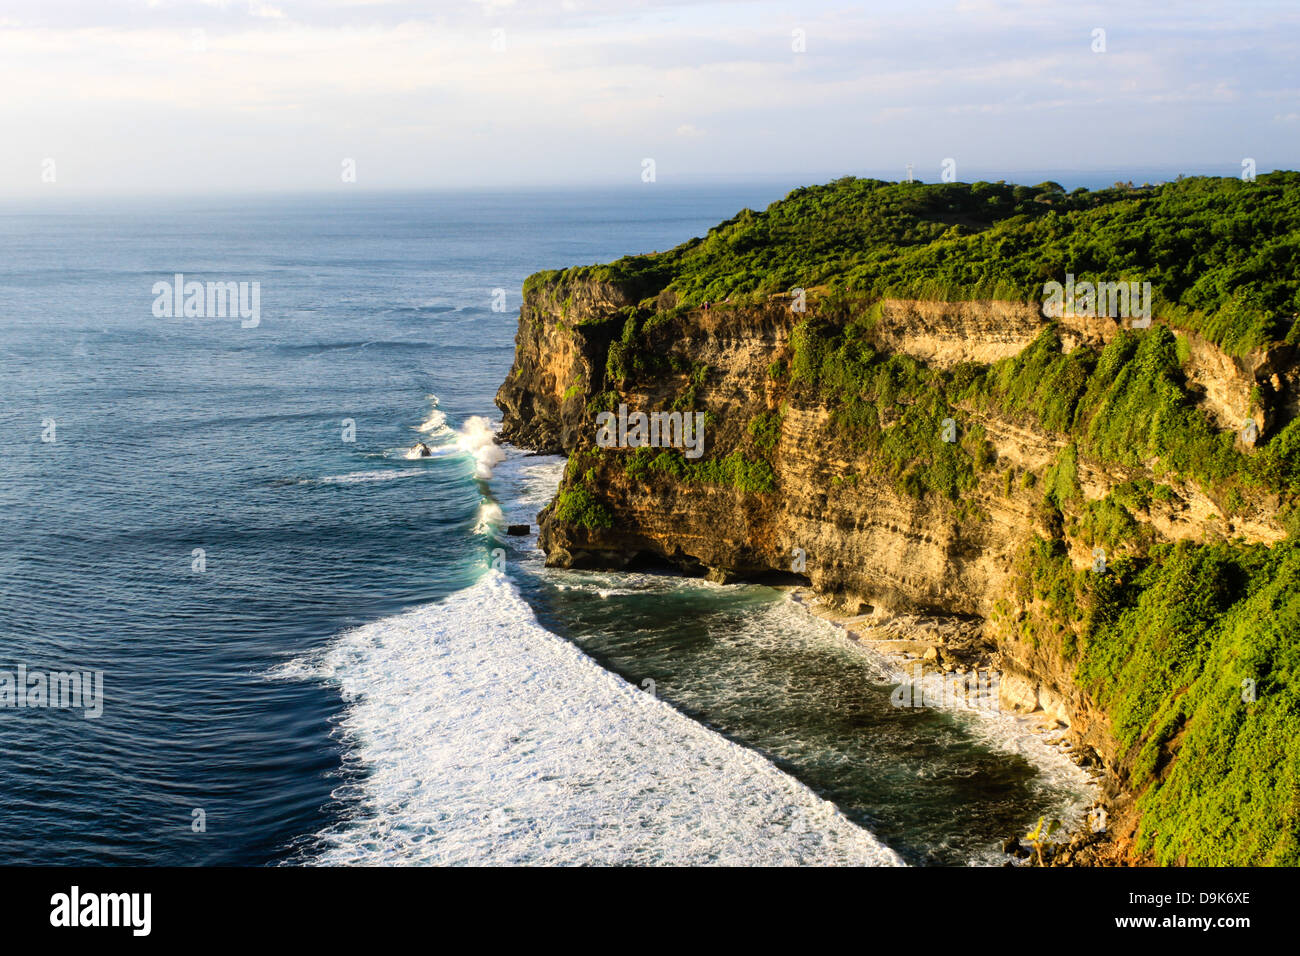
left=318, top=469, right=427, bottom=485
left=473, top=501, right=503, bottom=535
left=416, top=408, right=448, bottom=436
left=767, top=598, right=1097, bottom=861
left=400, top=443, right=458, bottom=461
left=455, top=415, right=505, bottom=479
left=489, top=445, right=1093, bottom=861
left=391, top=401, right=500, bottom=466
left=492, top=452, right=565, bottom=522
left=288, top=441, right=1086, bottom=865
left=286, top=571, right=903, bottom=866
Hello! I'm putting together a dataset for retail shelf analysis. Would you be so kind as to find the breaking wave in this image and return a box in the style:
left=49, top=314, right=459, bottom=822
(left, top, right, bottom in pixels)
left=281, top=570, right=903, bottom=866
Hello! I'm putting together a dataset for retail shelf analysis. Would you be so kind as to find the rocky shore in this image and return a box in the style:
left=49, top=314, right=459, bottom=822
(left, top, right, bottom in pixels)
left=785, top=589, right=1128, bottom=865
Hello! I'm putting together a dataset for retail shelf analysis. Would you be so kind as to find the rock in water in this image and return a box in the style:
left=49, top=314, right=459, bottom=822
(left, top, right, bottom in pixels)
left=705, top=567, right=741, bottom=585
left=506, top=524, right=530, bottom=536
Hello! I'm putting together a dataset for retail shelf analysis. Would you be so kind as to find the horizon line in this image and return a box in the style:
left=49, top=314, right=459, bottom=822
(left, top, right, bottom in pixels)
left=0, top=164, right=1291, bottom=204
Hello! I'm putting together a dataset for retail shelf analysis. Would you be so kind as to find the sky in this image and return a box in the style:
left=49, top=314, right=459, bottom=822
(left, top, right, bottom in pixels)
left=0, top=0, right=1296, bottom=195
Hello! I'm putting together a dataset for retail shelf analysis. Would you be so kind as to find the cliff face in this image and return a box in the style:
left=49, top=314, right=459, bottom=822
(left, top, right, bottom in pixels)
left=498, top=288, right=1286, bottom=588
left=495, top=276, right=634, bottom=453
left=495, top=276, right=1298, bottom=864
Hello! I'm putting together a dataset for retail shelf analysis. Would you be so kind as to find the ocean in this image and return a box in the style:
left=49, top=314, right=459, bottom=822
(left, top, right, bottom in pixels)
left=0, top=187, right=1090, bottom=865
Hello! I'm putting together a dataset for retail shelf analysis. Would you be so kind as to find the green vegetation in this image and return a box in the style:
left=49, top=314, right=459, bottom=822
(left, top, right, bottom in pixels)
left=785, top=312, right=996, bottom=501
left=747, top=408, right=785, bottom=454
left=604, top=312, right=642, bottom=388
left=1013, top=537, right=1088, bottom=638
left=1097, top=541, right=1300, bottom=863
left=539, top=173, right=1300, bottom=356
left=623, top=446, right=776, bottom=493
left=539, top=174, right=1300, bottom=508
left=964, top=324, right=1300, bottom=501
left=554, top=486, right=613, bottom=531
left=1073, top=478, right=1174, bottom=555
left=554, top=451, right=615, bottom=530
left=670, top=361, right=711, bottom=412
left=1024, top=816, right=1062, bottom=866
left=1014, top=538, right=1300, bottom=865
left=1077, top=491, right=1151, bottom=555
left=572, top=208, right=1297, bottom=507
left=533, top=171, right=1300, bottom=867
left=1043, top=443, right=1082, bottom=506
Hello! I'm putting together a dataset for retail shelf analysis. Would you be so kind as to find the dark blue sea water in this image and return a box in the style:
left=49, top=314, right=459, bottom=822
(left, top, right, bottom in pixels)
left=0, top=188, right=1091, bottom=866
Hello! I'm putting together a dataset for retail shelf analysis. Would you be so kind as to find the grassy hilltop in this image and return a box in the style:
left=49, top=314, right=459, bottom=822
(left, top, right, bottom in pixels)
left=532, top=172, right=1300, bottom=355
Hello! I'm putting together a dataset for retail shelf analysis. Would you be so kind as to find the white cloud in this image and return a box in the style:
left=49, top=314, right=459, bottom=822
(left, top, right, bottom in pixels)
left=0, top=0, right=1295, bottom=194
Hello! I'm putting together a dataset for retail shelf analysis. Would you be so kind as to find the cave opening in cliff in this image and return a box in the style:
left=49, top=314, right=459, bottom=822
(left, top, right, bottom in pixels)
left=748, top=569, right=814, bottom=589
left=624, top=551, right=690, bottom=574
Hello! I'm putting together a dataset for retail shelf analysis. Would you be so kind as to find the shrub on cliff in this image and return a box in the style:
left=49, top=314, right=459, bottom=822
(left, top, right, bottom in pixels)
left=1074, top=539, right=1300, bottom=865
left=554, top=486, right=613, bottom=531
left=972, top=324, right=1290, bottom=502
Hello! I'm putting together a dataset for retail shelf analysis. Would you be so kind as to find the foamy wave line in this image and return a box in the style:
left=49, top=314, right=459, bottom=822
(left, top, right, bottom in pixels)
left=403, top=403, right=503, bottom=478
left=280, top=572, right=903, bottom=866
left=318, top=470, right=428, bottom=485
left=417, top=408, right=448, bottom=436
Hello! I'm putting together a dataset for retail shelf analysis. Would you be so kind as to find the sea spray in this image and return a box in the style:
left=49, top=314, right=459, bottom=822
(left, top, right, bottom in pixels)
left=456, top=416, right=505, bottom=479
left=474, top=501, right=504, bottom=535
left=417, top=409, right=448, bottom=436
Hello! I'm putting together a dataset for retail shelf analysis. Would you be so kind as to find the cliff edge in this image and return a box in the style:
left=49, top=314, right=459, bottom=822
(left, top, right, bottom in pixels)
left=496, top=175, right=1300, bottom=866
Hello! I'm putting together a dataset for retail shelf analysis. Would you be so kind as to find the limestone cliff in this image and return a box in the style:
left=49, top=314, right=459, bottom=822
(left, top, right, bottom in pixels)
left=498, top=286, right=1288, bottom=598
left=496, top=268, right=1299, bottom=864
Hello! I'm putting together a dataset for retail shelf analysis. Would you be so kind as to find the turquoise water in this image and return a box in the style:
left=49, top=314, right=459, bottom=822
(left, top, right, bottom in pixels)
left=0, top=188, right=1090, bottom=865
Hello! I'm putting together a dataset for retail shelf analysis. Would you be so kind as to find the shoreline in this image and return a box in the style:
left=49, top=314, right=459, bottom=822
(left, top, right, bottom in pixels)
left=501, top=442, right=1125, bottom=865
left=783, top=586, right=1120, bottom=866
